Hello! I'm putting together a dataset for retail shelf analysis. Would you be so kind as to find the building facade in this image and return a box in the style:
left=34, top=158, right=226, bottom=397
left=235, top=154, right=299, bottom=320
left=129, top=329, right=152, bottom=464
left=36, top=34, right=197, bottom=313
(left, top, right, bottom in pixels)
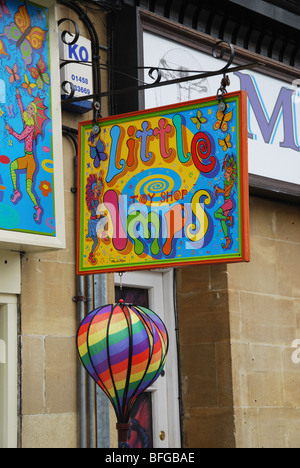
left=0, top=0, right=299, bottom=448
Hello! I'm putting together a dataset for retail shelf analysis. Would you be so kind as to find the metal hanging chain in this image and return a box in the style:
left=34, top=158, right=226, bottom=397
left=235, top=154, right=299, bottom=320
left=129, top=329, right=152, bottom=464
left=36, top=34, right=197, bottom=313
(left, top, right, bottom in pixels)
left=92, top=101, right=102, bottom=136
left=216, top=74, right=231, bottom=111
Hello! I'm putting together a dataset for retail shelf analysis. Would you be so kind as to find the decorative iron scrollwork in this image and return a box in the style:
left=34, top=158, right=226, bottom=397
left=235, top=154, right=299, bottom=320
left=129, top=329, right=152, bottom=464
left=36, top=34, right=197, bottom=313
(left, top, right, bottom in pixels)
left=58, top=0, right=102, bottom=126
left=58, top=18, right=81, bottom=102
left=212, top=41, right=235, bottom=73
left=144, top=40, right=235, bottom=89
left=148, top=67, right=162, bottom=85
left=57, top=2, right=262, bottom=116
left=59, top=18, right=80, bottom=47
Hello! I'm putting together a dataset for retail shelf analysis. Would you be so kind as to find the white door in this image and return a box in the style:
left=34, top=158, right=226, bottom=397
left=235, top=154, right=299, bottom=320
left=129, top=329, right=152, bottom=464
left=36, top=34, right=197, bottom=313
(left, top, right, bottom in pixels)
left=0, top=295, right=18, bottom=448
left=115, top=269, right=181, bottom=448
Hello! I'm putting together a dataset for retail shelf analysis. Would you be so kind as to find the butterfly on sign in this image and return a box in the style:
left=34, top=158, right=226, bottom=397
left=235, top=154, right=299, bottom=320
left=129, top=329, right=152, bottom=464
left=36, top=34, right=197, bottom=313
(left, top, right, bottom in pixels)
left=213, top=107, right=233, bottom=133
left=6, top=64, right=20, bottom=84
left=2, top=4, right=47, bottom=67
left=5, top=104, right=15, bottom=118
left=191, top=110, right=207, bottom=130
left=28, top=55, right=50, bottom=90
left=0, top=0, right=9, bottom=20
left=0, top=38, right=8, bottom=57
left=88, top=133, right=107, bottom=169
left=36, top=10, right=45, bottom=22
left=22, top=73, right=36, bottom=95
left=219, top=133, right=232, bottom=152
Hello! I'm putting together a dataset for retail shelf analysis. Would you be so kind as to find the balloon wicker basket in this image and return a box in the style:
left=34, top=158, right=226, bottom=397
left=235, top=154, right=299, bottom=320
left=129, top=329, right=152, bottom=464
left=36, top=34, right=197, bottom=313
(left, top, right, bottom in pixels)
left=116, top=423, right=131, bottom=448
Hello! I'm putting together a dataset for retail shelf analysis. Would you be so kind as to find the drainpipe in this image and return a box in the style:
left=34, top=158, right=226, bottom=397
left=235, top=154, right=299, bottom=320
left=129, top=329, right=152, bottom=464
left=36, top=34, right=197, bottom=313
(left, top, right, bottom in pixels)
left=76, top=275, right=86, bottom=448
left=64, top=126, right=87, bottom=449
left=94, top=274, right=110, bottom=448
left=63, top=125, right=110, bottom=448
left=63, top=126, right=89, bottom=448
left=62, top=125, right=86, bottom=448
left=85, top=275, right=95, bottom=448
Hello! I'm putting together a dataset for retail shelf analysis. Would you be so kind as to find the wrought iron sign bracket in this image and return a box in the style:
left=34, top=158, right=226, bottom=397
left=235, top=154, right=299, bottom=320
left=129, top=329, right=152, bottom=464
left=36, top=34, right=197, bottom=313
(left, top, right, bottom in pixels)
left=58, top=0, right=102, bottom=132
left=57, top=1, right=263, bottom=122
left=99, top=58, right=263, bottom=101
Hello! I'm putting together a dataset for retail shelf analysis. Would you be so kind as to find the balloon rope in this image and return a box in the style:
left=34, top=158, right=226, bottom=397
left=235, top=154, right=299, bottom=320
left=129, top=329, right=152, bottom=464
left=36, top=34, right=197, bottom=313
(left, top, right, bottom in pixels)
left=119, top=272, right=123, bottom=291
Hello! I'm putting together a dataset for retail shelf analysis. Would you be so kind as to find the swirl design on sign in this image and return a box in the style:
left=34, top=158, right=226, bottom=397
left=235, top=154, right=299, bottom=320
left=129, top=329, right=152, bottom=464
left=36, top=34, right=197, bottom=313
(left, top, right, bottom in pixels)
left=123, top=169, right=182, bottom=204
left=137, top=175, right=175, bottom=196
left=191, top=131, right=216, bottom=173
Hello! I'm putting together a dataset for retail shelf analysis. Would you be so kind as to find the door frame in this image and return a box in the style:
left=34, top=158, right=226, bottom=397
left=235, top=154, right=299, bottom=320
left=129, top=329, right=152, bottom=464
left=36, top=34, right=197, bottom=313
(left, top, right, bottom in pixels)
left=0, top=294, right=18, bottom=448
left=114, top=269, right=181, bottom=448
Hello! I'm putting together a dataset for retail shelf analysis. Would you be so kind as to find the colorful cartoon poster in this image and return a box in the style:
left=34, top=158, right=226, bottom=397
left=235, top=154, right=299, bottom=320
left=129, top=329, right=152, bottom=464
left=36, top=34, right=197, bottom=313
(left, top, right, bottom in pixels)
left=0, top=0, right=62, bottom=245
left=77, top=91, right=249, bottom=274
left=128, top=393, right=153, bottom=448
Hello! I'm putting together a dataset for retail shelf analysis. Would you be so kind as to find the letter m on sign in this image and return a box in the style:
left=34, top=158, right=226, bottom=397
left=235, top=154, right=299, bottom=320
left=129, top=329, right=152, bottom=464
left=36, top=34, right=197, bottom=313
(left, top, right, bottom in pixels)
left=234, top=71, right=299, bottom=152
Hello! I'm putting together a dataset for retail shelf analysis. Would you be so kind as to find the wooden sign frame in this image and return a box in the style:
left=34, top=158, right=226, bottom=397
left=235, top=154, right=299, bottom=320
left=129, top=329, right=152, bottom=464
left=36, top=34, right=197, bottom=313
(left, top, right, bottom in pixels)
left=77, top=91, right=249, bottom=274
left=0, top=0, right=65, bottom=252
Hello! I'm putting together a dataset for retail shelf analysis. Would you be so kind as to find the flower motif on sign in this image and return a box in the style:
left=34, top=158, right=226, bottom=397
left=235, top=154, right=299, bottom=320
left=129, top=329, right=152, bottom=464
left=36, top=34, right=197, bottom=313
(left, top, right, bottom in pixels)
left=39, top=180, right=52, bottom=197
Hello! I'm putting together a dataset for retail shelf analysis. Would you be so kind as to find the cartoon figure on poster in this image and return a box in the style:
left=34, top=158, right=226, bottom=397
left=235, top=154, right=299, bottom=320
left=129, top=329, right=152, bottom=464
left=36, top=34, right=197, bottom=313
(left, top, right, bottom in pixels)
left=85, top=129, right=108, bottom=265
left=85, top=171, right=108, bottom=265
left=214, top=153, right=237, bottom=250
left=6, top=88, right=48, bottom=222
left=128, top=394, right=152, bottom=448
left=0, top=1, right=55, bottom=236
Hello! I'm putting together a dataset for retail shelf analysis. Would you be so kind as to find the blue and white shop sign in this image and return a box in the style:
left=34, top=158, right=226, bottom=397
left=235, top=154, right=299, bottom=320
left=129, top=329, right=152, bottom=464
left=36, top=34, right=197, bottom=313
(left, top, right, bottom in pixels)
left=60, top=33, right=93, bottom=114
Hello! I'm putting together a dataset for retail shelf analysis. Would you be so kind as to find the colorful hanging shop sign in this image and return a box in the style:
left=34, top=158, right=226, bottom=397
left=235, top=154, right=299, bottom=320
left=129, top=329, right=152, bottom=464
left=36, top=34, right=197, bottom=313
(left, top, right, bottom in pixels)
left=0, top=0, right=65, bottom=251
left=77, top=91, right=249, bottom=274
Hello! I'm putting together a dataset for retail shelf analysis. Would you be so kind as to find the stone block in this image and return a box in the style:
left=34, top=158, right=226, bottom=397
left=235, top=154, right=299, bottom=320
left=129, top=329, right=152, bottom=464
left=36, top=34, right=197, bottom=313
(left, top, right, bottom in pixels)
left=228, top=291, right=241, bottom=341
left=227, top=237, right=278, bottom=295
left=252, top=197, right=300, bottom=244
left=239, top=292, right=295, bottom=345
left=22, top=335, right=44, bottom=415
left=176, top=265, right=211, bottom=294
left=180, top=343, right=218, bottom=408
left=21, top=413, right=78, bottom=448
left=274, top=241, right=300, bottom=298
left=234, top=408, right=259, bottom=448
left=247, top=371, right=284, bottom=407
left=177, top=290, right=230, bottom=345
left=295, top=299, right=300, bottom=336
left=215, top=341, right=234, bottom=407
left=183, top=407, right=235, bottom=448
left=45, top=336, right=77, bottom=414
left=258, top=408, right=300, bottom=448
left=21, top=259, right=77, bottom=336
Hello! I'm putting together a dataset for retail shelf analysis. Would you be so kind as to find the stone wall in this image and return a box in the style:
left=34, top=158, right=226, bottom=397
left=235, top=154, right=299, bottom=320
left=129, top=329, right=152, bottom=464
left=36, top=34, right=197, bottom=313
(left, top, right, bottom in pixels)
left=20, top=6, right=109, bottom=448
left=176, top=263, right=235, bottom=448
left=228, top=196, right=300, bottom=448
left=176, top=196, right=300, bottom=448
left=20, top=138, right=79, bottom=448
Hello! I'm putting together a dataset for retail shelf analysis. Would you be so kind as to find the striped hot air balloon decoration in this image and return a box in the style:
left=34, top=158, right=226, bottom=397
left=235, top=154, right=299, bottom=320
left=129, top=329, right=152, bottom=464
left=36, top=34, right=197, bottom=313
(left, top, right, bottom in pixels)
left=76, top=299, right=168, bottom=447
